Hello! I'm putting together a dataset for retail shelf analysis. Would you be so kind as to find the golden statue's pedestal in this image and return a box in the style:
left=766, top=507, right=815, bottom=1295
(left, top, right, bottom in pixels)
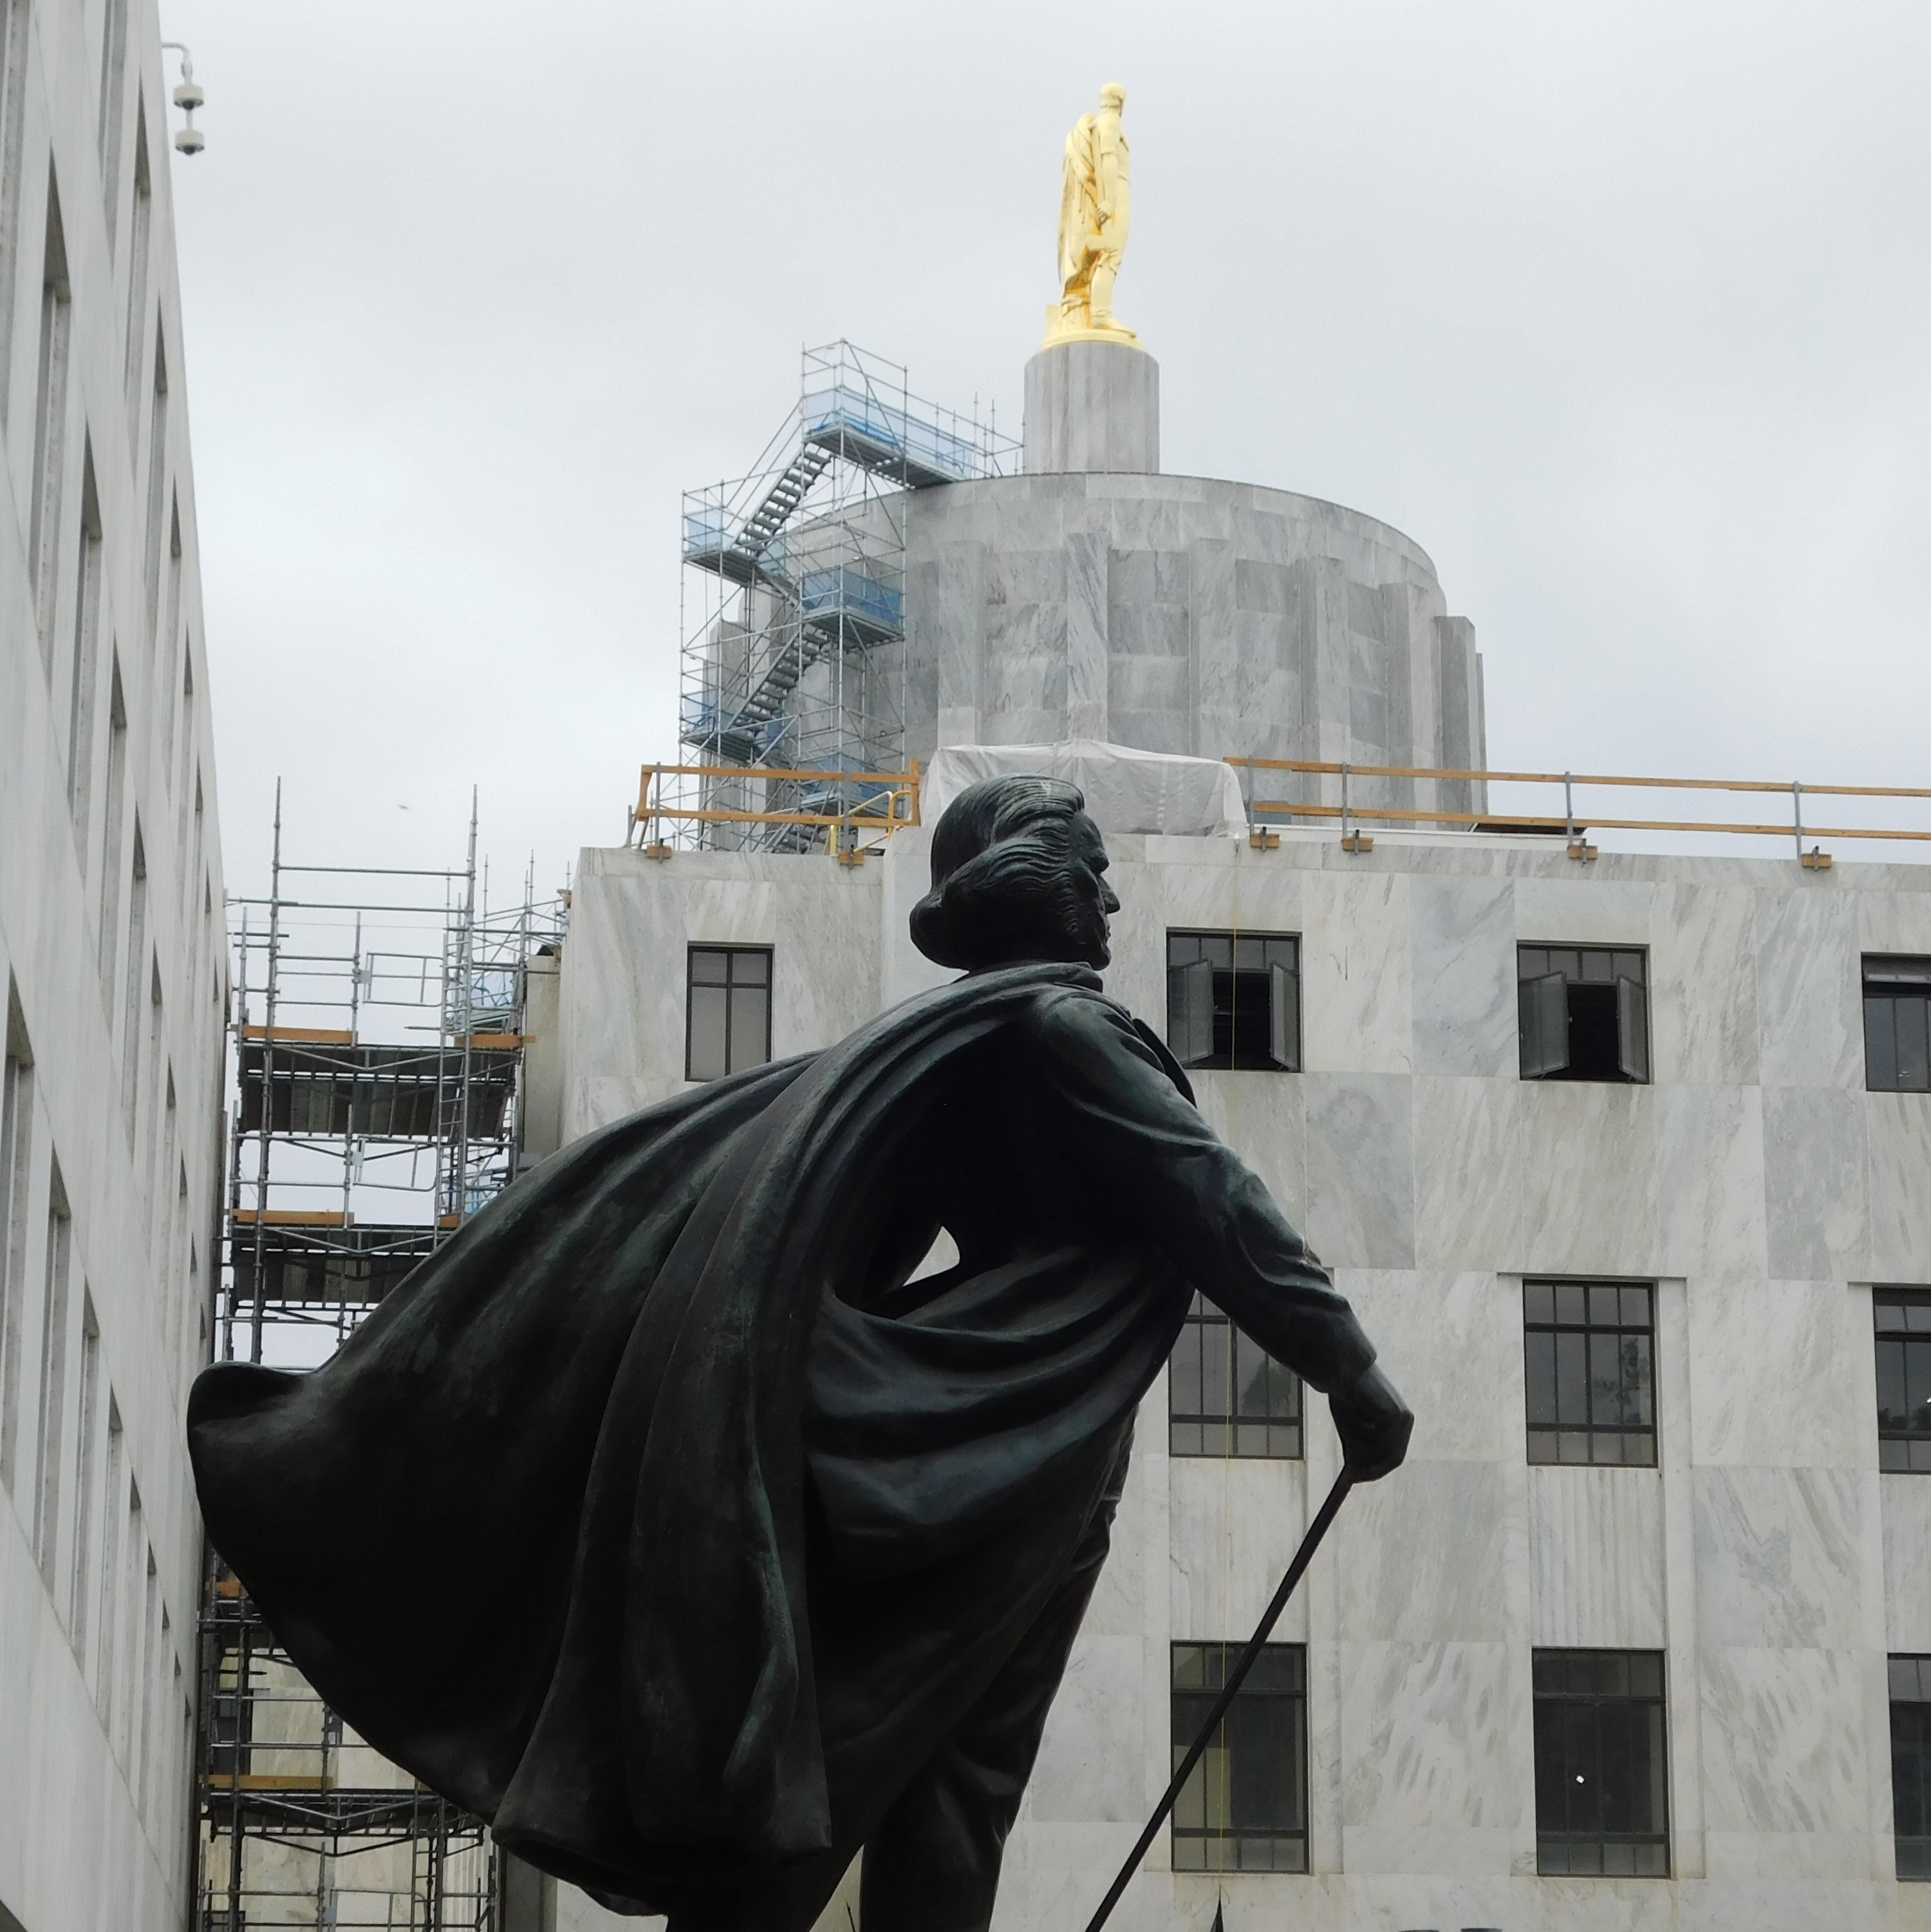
left=1023, top=336, right=1159, bottom=476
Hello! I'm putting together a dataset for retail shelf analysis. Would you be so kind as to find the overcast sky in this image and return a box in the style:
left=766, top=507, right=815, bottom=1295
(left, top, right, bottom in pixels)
left=156, top=0, right=1931, bottom=901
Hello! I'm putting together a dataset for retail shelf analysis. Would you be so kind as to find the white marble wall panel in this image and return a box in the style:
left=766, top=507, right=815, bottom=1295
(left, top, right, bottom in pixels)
left=1023, top=1633, right=1150, bottom=1823
left=1350, top=1271, right=1522, bottom=1465
left=1857, top=888, right=1931, bottom=959
left=1336, top=1461, right=1513, bottom=1642
left=1303, top=1073, right=1416, bottom=1268
left=1762, top=1085, right=1870, bottom=1281
left=1688, top=1279, right=1874, bottom=1470
left=1529, top=1467, right=1667, bottom=1647
left=1413, top=1077, right=1525, bottom=1271
left=1692, top=1467, right=1866, bottom=1649
left=1654, top=1085, right=1767, bottom=1277
left=1301, top=870, right=1413, bottom=1074
left=1410, top=877, right=1517, bottom=1076
left=1513, top=876, right=1660, bottom=953
left=1168, top=1455, right=1310, bottom=1640
left=1698, top=1644, right=1874, bottom=1871
left=1518, top=1083, right=1660, bottom=1277
left=1757, top=886, right=1862, bottom=1089
left=1654, top=883, right=1762, bottom=1086
left=1338, top=1640, right=1523, bottom=1864
left=1880, top=1474, right=1931, bottom=1651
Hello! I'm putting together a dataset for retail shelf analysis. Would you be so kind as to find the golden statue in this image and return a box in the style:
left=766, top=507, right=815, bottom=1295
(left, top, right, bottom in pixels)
left=1045, top=83, right=1141, bottom=348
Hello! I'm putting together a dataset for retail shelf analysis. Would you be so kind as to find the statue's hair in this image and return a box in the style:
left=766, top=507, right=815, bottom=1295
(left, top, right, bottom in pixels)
left=910, top=776, right=1089, bottom=970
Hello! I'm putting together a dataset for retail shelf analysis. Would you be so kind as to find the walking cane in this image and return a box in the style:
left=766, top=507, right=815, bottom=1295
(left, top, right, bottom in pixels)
left=1079, top=1468, right=1357, bottom=1932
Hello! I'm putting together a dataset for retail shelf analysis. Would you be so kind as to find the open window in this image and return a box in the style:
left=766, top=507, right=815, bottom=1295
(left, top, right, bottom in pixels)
left=1166, top=932, right=1299, bottom=1071
left=1518, top=945, right=1649, bottom=1083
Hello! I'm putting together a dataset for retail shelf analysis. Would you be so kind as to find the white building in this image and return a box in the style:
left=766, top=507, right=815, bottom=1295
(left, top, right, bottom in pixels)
left=534, top=337, right=1931, bottom=1930
left=0, top=1, right=223, bottom=1928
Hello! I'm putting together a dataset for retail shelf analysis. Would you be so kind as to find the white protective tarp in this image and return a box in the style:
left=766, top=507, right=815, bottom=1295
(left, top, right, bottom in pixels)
left=923, top=740, right=1246, bottom=839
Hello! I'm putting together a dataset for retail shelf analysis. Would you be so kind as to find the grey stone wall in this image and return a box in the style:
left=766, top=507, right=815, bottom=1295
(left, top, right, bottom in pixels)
left=903, top=473, right=1486, bottom=824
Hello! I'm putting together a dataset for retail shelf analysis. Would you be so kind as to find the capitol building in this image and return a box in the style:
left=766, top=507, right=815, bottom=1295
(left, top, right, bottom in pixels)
left=533, top=268, right=1931, bottom=1932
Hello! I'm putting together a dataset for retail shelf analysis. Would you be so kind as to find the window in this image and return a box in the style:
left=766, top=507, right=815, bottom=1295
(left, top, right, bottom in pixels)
left=1168, top=1293, right=1301, bottom=1458
left=686, top=946, right=771, bottom=1082
left=1171, top=1642, right=1307, bottom=1871
left=1524, top=1282, right=1656, bottom=1467
left=1877, top=1290, right=1931, bottom=1473
left=1518, top=945, right=1649, bottom=1083
left=1166, top=931, right=1299, bottom=1071
left=1, top=992, right=33, bottom=1493
left=1892, top=1655, right=1931, bottom=1879
left=1865, top=957, right=1931, bottom=1094
left=30, top=180, right=72, bottom=655
left=1533, top=1649, right=1669, bottom=1875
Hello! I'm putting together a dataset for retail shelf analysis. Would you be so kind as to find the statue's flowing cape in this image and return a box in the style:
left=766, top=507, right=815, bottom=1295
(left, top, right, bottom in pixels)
left=189, top=962, right=1184, bottom=1906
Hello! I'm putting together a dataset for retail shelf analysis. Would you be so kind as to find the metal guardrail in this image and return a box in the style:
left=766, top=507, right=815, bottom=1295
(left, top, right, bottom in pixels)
left=628, top=755, right=1931, bottom=870
left=1229, top=756, right=1931, bottom=867
left=632, top=762, right=922, bottom=865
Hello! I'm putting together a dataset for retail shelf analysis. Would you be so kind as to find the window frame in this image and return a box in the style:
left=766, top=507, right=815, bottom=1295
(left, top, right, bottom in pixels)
left=1523, top=1280, right=1657, bottom=1468
left=1864, top=956, right=1931, bottom=1094
left=1531, top=1647, right=1671, bottom=1877
left=1168, top=1291, right=1302, bottom=1459
left=683, top=944, right=773, bottom=1084
left=1876, top=1288, right=1931, bottom=1475
left=1517, top=943, right=1651, bottom=1085
left=1891, top=1654, right=1931, bottom=1880
left=1170, top=1640, right=1308, bottom=1873
left=1165, top=929, right=1300, bottom=1073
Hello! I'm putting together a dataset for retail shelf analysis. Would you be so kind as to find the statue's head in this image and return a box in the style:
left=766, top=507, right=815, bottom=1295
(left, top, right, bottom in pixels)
left=911, top=776, right=1120, bottom=972
left=1099, top=82, right=1126, bottom=113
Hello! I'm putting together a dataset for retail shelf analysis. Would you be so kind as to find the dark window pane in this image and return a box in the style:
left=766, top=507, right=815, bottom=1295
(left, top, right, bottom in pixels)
left=1868, top=996, right=1899, bottom=1091
left=687, top=985, right=728, bottom=1082
left=1579, top=948, right=1613, bottom=982
left=1899, top=997, right=1931, bottom=1093
left=1891, top=1664, right=1931, bottom=1880
left=689, top=948, right=730, bottom=985
left=1169, top=1296, right=1301, bottom=1461
left=1525, top=1333, right=1557, bottom=1428
left=1171, top=1642, right=1307, bottom=1873
left=1534, top=1648, right=1669, bottom=1877
left=1166, top=930, right=1298, bottom=1073
left=1556, top=1331, right=1588, bottom=1425
left=1525, top=1280, right=1657, bottom=1465
left=727, top=986, right=770, bottom=1074
left=733, top=950, right=770, bottom=986
left=1613, top=951, right=1646, bottom=984
left=1519, top=947, right=1548, bottom=980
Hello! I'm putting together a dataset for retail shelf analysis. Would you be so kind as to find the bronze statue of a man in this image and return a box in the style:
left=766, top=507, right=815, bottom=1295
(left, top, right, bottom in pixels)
left=189, top=776, right=1410, bottom=1932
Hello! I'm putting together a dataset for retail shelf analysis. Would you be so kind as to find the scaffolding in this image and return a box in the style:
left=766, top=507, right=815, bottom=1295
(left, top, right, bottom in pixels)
left=673, top=341, right=1017, bottom=851
left=196, top=789, right=563, bottom=1932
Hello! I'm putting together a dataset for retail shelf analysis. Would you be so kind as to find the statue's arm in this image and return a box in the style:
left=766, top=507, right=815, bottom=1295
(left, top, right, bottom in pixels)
left=1029, top=991, right=1377, bottom=1394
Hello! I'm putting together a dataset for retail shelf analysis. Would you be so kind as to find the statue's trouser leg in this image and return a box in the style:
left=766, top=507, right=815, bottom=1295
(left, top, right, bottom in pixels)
left=660, top=1840, right=856, bottom=1932
left=858, top=1440, right=1129, bottom=1932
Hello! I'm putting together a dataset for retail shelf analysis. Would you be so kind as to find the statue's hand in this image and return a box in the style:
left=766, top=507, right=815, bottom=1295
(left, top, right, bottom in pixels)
left=1329, top=1362, right=1413, bottom=1482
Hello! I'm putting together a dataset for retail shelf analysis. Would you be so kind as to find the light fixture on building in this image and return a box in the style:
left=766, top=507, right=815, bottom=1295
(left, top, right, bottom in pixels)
left=161, top=41, right=204, bottom=153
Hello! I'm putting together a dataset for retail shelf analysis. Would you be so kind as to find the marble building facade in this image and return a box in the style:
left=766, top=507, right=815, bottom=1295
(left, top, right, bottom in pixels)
left=536, top=337, right=1931, bottom=1930
left=545, top=823, right=1931, bottom=1932
left=0, top=3, right=225, bottom=1931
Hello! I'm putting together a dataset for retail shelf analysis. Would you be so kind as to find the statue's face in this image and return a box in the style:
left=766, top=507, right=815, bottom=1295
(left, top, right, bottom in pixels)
left=1064, top=813, right=1121, bottom=969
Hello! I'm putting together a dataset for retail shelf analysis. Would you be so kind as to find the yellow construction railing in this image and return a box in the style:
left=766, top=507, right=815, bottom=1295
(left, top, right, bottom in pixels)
left=632, top=762, right=922, bottom=864
left=1227, top=756, right=1931, bottom=867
